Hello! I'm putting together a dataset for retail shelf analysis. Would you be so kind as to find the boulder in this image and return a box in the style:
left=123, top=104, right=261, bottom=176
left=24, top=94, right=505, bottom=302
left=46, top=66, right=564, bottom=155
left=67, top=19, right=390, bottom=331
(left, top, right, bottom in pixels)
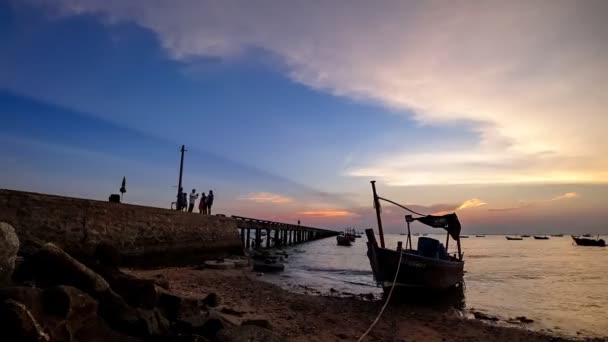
left=215, top=325, right=286, bottom=342
left=0, top=222, right=20, bottom=285
left=202, top=293, right=219, bottom=308
left=93, top=264, right=158, bottom=309
left=0, top=299, right=50, bottom=342
left=31, top=243, right=110, bottom=295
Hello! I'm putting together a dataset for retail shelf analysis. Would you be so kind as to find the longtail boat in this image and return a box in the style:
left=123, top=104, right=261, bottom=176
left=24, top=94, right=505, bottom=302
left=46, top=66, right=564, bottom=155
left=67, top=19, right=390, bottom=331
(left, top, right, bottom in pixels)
left=571, top=235, right=605, bottom=247
left=533, top=236, right=549, bottom=240
left=365, top=181, right=464, bottom=293
left=506, top=236, right=523, bottom=240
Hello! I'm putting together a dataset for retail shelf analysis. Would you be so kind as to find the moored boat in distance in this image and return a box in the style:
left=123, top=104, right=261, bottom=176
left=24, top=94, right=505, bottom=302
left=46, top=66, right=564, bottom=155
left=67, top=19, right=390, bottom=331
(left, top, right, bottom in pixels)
left=521, top=235, right=530, bottom=238
left=336, top=235, right=352, bottom=246
left=475, top=235, right=486, bottom=237
left=534, top=236, right=549, bottom=240
left=366, top=181, right=464, bottom=294
left=571, top=235, right=606, bottom=247
left=460, top=235, right=469, bottom=238
left=506, top=236, right=523, bottom=240
left=551, top=234, right=564, bottom=237
left=582, top=234, right=593, bottom=237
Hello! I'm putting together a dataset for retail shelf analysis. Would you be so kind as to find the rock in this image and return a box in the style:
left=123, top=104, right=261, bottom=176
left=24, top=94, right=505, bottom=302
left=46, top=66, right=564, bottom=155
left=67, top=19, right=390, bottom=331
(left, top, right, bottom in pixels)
left=153, top=274, right=171, bottom=290
left=93, top=264, right=159, bottom=309
left=516, top=316, right=534, bottom=323
left=215, top=325, right=286, bottom=342
left=31, top=243, right=110, bottom=295
left=202, top=293, right=219, bottom=308
left=223, top=259, right=249, bottom=268
left=94, top=242, right=122, bottom=267
left=0, top=222, right=20, bottom=285
left=156, top=287, right=207, bottom=332
left=220, top=307, right=244, bottom=317
left=336, top=333, right=349, bottom=339
left=242, top=319, right=272, bottom=330
left=472, top=310, right=499, bottom=321
left=203, top=260, right=235, bottom=270
left=42, top=285, right=99, bottom=331
left=0, top=299, right=50, bottom=342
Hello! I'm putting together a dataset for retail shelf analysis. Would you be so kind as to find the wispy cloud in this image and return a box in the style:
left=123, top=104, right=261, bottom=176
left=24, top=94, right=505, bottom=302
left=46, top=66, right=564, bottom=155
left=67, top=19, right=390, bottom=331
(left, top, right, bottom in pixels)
left=298, top=210, right=356, bottom=218
left=489, top=192, right=578, bottom=211
left=455, top=198, right=487, bottom=210
left=551, top=192, right=578, bottom=201
left=24, top=0, right=608, bottom=185
left=239, top=192, right=292, bottom=204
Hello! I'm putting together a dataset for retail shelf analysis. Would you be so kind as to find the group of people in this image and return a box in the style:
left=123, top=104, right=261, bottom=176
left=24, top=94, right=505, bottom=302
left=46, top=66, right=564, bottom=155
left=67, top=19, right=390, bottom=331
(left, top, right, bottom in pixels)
left=176, top=188, right=214, bottom=214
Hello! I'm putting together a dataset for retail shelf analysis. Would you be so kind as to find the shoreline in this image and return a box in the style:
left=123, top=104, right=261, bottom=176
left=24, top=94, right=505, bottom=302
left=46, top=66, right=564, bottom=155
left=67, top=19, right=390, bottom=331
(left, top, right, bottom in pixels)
left=127, top=267, right=605, bottom=342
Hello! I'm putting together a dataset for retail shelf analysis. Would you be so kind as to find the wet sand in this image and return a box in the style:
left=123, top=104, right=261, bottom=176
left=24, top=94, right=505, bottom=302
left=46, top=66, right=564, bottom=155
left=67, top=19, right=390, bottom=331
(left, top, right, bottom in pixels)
left=127, top=267, right=603, bottom=342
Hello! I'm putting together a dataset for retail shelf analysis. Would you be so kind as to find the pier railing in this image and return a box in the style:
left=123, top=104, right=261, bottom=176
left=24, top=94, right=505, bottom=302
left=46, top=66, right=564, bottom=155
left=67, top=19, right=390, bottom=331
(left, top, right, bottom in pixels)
left=232, top=215, right=339, bottom=249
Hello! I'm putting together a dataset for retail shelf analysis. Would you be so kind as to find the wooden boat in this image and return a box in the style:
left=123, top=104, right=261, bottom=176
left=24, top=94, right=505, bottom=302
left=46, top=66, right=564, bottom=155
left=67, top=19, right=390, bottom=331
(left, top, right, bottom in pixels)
left=582, top=234, right=593, bottom=238
left=533, top=236, right=549, bottom=240
left=571, top=235, right=605, bottom=247
left=506, top=236, right=523, bottom=240
left=475, top=235, right=486, bottom=237
left=551, top=234, right=564, bottom=237
left=460, top=235, right=469, bottom=238
left=366, top=181, right=464, bottom=293
left=336, top=235, right=352, bottom=246
left=521, top=235, right=530, bottom=238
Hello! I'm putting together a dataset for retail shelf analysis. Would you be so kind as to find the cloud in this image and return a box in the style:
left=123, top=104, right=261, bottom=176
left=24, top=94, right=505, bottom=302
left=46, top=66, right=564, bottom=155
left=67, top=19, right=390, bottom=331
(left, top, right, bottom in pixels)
left=26, top=0, right=608, bottom=185
left=551, top=192, right=578, bottom=201
left=238, top=192, right=292, bottom=204
left=455, top=198, right=487, bottom=211
left=489, top=192, right=578, bottom=211
left=298, top=210, right=356, bottom=218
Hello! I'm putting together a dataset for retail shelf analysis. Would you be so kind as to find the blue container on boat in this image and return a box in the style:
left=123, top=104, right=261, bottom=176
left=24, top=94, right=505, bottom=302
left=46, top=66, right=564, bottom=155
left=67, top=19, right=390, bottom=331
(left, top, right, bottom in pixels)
left=417, top=237, right=441, bottom=258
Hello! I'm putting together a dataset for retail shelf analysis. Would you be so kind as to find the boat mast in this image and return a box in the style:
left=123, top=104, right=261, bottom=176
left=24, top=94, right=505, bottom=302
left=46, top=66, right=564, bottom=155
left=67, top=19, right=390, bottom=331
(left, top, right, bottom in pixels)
left=370, top=180, right=386, bottom=248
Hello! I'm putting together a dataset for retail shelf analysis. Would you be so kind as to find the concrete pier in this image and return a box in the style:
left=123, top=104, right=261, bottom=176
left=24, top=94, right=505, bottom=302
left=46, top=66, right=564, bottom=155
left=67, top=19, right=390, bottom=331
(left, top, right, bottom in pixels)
left=232, top=215, right=338, bottom=249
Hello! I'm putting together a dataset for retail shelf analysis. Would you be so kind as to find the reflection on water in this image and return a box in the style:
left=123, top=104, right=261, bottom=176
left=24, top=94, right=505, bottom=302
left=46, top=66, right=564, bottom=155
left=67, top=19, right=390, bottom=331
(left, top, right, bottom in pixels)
left=257, top=234, right=608, bottom=338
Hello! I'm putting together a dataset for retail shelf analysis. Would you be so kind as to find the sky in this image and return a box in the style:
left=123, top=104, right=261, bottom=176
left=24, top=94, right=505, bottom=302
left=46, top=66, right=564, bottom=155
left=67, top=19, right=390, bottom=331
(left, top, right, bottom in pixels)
left=1, top=0, right=607, bottom=234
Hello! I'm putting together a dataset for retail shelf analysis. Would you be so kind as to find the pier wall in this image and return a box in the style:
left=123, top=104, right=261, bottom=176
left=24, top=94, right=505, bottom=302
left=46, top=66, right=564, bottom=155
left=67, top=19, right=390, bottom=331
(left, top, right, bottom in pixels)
left=0, top=189, right=242, bottom=265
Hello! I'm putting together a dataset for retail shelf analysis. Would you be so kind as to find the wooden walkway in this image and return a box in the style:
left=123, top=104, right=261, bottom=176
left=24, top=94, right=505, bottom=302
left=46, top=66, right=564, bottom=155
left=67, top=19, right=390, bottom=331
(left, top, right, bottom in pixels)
left=232, top=215, right=339, bottom=249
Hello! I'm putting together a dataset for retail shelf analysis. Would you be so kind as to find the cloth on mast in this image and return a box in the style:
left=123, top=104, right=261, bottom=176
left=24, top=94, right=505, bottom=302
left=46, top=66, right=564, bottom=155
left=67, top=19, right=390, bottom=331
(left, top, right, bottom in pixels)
left=412, top=213, right=461, bottom=240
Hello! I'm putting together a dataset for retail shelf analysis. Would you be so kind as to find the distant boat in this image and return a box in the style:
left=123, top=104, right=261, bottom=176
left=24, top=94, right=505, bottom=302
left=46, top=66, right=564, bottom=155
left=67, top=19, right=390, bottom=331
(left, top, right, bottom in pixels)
left=551, top=234, right=564, bottom=237
left=460, top=235, right=470, bottom=238
left=571, top=235, right=605, bottom=247
left=475, top=235, right=486, bottom=237
left=533, top=236, right=549, bottom=240
left=413, top=233, right=420, bottom=236
left=336, top=235, right=352, bottom=246
left=422, top=233, right=429, bottom=236
left=506, top=236, right=523, bottom=240
left=521, top=235, right=530, bottom=238
left=582, top=234, right=593, bottom=238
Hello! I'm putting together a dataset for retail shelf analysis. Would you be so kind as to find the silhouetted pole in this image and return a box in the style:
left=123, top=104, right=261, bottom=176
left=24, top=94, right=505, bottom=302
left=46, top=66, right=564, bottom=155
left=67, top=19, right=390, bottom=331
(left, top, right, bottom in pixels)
left=177, top=145, right=186, bottom=209
left=371, top=180, right=386, bottom=248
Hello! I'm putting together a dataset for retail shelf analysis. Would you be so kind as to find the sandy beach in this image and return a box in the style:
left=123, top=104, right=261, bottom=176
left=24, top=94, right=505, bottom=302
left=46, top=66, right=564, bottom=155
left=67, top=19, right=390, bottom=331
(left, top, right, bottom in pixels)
left=127, top=267, right=603, bottom=342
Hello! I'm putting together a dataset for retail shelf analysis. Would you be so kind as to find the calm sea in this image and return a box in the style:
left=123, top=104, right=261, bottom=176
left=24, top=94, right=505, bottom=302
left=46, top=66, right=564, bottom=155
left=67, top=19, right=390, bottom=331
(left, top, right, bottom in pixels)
left=257, top=234, right=608, bottom=338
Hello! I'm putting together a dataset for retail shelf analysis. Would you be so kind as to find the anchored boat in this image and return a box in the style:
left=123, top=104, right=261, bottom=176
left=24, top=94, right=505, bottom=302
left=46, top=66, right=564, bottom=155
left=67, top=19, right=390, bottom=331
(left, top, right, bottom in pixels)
left=571, top=235, right=606, bottom=247
left=365, top=181, right=464, bottom=293
left=506, top=236, right=523, bottom=240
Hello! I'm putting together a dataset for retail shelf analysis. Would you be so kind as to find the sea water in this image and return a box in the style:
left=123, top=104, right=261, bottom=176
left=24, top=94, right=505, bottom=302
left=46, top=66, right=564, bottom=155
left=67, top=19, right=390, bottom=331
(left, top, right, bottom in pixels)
left=257, top=234, right=608, bottom=337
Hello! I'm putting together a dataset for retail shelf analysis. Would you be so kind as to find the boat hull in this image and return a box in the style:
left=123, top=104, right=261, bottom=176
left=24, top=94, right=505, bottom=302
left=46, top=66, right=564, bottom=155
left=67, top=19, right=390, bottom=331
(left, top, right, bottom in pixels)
left=336, top=236, right=352, bottom=246
left=572, top=236, right=605, bottom=247
left=365, top=229, right=464, bottom=292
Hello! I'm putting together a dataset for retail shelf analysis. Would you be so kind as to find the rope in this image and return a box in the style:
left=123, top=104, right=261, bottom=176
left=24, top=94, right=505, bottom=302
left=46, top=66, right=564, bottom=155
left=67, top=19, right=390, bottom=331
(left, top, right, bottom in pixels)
left=356, top=247, right=405, bottom=342
left=377, top=196, right=428, bottom=216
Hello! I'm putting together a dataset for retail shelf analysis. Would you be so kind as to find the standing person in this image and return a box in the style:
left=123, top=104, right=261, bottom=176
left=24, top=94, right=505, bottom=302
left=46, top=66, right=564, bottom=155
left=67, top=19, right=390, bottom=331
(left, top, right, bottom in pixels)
left=181, top=191, right=188, bottom=211
left=188, top=189, right=198, bottom=212
left=199, top=192, right=207, bottom=214
left=207, top=190, right=214, bottom=215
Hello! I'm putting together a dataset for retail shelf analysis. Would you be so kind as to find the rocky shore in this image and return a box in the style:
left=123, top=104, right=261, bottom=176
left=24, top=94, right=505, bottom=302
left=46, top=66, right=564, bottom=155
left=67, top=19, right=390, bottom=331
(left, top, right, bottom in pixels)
left=1, top=221, right=605, bottom=341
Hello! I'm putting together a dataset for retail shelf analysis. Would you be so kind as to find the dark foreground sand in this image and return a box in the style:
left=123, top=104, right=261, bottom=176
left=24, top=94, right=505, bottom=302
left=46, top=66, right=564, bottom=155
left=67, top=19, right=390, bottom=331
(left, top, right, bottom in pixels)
left=128, top=267, right=604, bottom=342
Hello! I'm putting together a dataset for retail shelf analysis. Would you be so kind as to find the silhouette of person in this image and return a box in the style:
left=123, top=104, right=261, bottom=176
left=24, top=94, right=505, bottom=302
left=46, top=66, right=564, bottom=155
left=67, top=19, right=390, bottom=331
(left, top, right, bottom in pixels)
left=188, top=189, right=198, bottom=212
left=181, top=192, right=188, bottom=211
left=207, top=190, right=214, bottom=215
left=199, top=192, right=207, bottom=215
